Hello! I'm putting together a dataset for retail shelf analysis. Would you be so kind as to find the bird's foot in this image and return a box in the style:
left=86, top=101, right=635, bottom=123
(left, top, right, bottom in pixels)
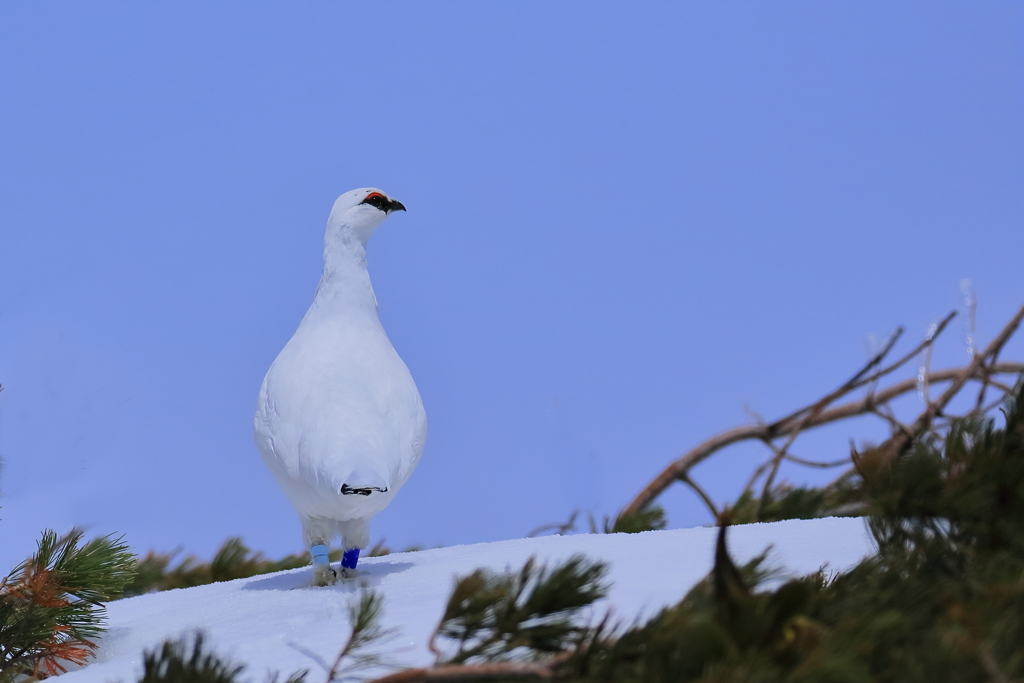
left=312, top=564, right=337, bottom=586
left=310, top=543, right=336, bottom=586
left=328, top=548, right=361, bottom=580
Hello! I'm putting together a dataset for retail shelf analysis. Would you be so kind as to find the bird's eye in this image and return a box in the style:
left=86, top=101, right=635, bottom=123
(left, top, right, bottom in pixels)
left=362, top=192, right=386, bottom=207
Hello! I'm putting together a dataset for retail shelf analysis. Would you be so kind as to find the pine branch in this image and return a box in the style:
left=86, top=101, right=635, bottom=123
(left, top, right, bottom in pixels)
left=139, top=632, right=311, bottom=683
left=289, top=587, right=395, bottom=683
left=428, top=555, right=608, bottom=665
left=125, top=538, right=311, bottom=596
left=0, top=529, right=136, bottom=680
left=139, top=633, right=247, bottom=683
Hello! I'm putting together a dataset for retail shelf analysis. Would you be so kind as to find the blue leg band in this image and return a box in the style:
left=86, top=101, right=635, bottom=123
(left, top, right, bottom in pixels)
left=310, top=544, right=330, bottom=566
left=341, top=548, right=360, bottom=570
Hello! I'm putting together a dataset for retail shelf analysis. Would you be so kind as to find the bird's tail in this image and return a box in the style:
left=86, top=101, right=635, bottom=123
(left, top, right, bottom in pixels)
left=338, top=465, right=391, bottom=496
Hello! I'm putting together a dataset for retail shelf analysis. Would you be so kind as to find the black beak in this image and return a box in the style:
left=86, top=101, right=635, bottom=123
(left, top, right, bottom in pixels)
left=360, top=193, right=407, bottom=214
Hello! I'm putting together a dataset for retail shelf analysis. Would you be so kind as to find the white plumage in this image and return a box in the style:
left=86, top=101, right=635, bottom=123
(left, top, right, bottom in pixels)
left=254, top=188, right=426, bottom=584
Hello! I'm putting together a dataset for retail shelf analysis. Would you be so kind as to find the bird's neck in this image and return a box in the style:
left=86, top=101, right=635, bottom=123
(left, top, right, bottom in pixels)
left=313, top=230, right=377, bottom=311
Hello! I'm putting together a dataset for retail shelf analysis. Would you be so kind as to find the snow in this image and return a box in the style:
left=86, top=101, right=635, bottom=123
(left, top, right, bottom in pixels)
left=59, top=518, right=873, bottom=682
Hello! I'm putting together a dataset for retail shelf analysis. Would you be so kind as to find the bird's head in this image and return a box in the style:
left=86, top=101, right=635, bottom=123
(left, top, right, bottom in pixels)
left=326, top=187, right=407, bottom=246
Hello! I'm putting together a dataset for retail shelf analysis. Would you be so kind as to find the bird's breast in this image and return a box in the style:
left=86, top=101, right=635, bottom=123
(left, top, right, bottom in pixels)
left=255, top=306, right=425, bottom=484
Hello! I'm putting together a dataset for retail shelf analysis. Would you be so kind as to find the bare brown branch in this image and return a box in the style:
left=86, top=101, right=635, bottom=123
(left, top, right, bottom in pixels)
left=868, top=405, right=914, bottom=440
left=976, top=314, right=1017, bottom=412
left=769, top=311, right=956, bottom=432
left=865, top=311, right=957, bottom=389
left=528, top=511, right=580, bottom=538
left=677, top=471, right=719, bottom=518
left=746, top=314, right=956, bottom=519
left=757, top=428, right=802, bottom=517
left=620, top=361, right=1024, bottom=518
left=370, top=661, right=559, bottom=682
left=781, top=453, right=849, bottom=469
left=741, top=459, right=772, bottom=498
left=847, top=326, right=906, bottom=386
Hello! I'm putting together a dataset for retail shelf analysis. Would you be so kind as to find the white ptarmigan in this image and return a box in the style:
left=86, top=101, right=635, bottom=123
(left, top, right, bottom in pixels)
left=254, top=188, right=426, bottom=585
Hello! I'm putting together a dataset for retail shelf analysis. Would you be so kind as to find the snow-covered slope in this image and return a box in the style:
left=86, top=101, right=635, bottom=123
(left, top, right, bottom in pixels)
left=60, top=518, right=873, bottom=682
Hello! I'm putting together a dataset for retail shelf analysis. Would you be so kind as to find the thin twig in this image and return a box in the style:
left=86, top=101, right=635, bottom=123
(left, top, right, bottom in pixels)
left=677, top=471, right=719, bottom=518
left=427, top=629, right=441, bottom=660
left=975, top=372, right=991, bottom=413
left=769, top=311, right=956, bottom=432
left=290, top=589, right=394, bottom=683
left=984, top=379, right=1015, bottom=395
left=753, top=323, right=922, bottom=516
left=742, top=403, right=766, bottom=425
left=849, top=327, right=906, bottom=385
left=785, top=326, right=904, bottom=426
left=758, top=429, right=802, bottom=516
left=620, top=361, right=1024, bottom=518
left=372, top=653, right=572, bottom=682
left=527, top=511, right=580, bottom=538
left=756, top=436, right=846, bottom=470
left=781, top=453, right=849, bottom=469
left=886, top=311, right=958, bottom=386
left=894, top=303, right=1024, bottom=455
left=976, top=355, right=1013, bottom=413
left=369, top=661, right=558, bottom=682
left=868, top=405, right=914, bottom=440
left=977, top=644, right=1012, bottom=683
left=741, top=459, right=772, bottom=498
left=978, top=393, right=1013, bottom=417
left=756, top=327, right=906, bottom=512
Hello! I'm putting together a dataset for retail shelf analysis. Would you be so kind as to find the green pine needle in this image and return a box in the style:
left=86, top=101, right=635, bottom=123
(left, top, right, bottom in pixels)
left=1, top=529, right=138, bottom=681
left=433, top=554, right=609, bottom=664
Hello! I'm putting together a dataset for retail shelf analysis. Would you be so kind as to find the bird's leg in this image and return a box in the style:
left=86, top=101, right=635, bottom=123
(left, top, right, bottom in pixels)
left=302, top=518, right=338, bottom=586
left=338, top=518, right=369, bottom=578
left=339, top=548, right=360, bottom=578
left=310, top=543, right=337, bottom=586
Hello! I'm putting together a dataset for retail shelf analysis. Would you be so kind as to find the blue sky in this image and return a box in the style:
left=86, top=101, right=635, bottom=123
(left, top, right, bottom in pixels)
left=1, top=2, right=1022, bottom=569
